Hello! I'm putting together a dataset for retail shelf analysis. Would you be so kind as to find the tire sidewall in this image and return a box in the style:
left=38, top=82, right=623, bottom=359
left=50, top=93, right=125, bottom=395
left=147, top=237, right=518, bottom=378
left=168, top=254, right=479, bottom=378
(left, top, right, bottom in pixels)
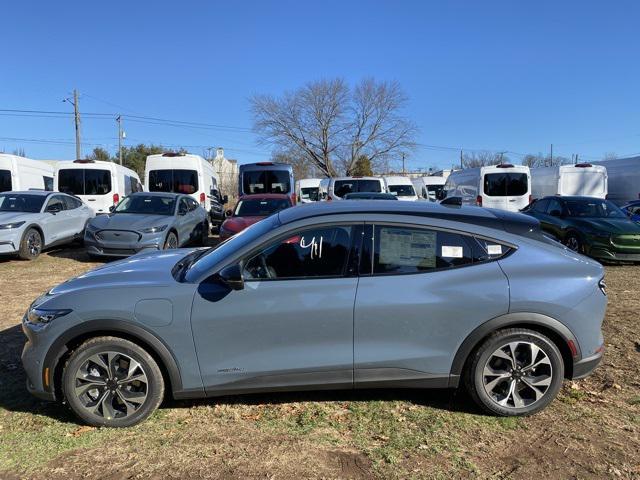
left=471, top=330, right=564, bottom=416
left=164, top=231, right=178, bottom=250
left=564, top=232, right=582, bottom=252
left=62, top=338, right=164, bottom=427
left=19, top=227, right=42, bottom=260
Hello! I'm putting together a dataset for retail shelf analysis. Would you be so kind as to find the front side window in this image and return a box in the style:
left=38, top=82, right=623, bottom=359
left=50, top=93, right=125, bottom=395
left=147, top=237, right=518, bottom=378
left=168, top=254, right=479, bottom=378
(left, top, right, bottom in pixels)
left=0, top=170, right=11, bottom=192
left=242, top=170, right=291, bottom=195
left=532, top=198, right=550, bottom=213
left=483, top=173, right=528, bottom=197
left=367, top=225, right=479, bottom=275
left=243, top=225, right=353, bottom=280
left=546, top=198, right=563, bottom=215
left=148, top=169, right=198, bottom=195
left=58, top=169, right=112, bottom=195
left=565, top=199, right=626, bottom=218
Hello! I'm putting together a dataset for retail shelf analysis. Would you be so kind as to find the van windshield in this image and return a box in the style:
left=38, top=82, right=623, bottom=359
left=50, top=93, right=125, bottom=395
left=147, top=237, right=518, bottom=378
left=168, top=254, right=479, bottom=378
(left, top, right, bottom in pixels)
left=0, top=170, right=11, bottom=192
left=483, top=173, right=528, bottom=197
left=334, top=179, right=382, bottom=197
left=388, top=184, right=416, bottom=197
left=300, top=187, right=319, bottom=201
left=148, top=169, right=198, bottom=195
left=243, top=171, right=291, bottom=194
left=58, top=169, right=112, bottom=195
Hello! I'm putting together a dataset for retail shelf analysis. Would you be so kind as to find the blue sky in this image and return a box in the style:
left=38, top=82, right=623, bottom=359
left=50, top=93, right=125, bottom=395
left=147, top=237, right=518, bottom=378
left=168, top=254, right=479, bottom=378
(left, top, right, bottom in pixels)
left=1, top=0, right=639, bottom=170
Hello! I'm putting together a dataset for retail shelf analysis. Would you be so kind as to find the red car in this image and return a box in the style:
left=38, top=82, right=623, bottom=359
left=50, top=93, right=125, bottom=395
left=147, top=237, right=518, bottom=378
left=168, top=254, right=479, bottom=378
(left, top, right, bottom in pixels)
left=219, top=194, right=293, bottom=240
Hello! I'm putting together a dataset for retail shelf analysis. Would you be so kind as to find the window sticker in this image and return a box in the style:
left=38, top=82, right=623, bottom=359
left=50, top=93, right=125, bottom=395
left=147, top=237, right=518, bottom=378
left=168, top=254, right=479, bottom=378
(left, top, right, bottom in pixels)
left=441, top=245, right=463, bottom=258
left=487, top=244, right=503, bottom=255
left=299, top=236, right=323, bottom=259
left=379, top=228, right=436, bottom=268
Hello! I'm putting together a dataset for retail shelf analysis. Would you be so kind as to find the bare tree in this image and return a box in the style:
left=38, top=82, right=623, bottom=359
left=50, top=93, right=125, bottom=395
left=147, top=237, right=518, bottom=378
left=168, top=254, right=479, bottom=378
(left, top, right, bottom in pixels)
left=521, top=153, right=570, bottom=168
left=461, top=151, right=505, bottom=168
left=251, top=78, right=417, bottom=176
left=603, top=152, right=618, bottom=161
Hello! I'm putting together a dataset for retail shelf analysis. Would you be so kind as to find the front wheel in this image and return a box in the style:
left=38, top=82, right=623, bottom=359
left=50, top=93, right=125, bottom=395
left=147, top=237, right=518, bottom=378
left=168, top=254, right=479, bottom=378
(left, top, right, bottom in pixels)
left=465, top=328, right=564, bottom=416
left=564, top=232, right=582, bottom=253
left=163, top=231, right=178, bottom=250
left=18, top=227, right=43, bottom=260
left=62, top=337, right=164, bottom=427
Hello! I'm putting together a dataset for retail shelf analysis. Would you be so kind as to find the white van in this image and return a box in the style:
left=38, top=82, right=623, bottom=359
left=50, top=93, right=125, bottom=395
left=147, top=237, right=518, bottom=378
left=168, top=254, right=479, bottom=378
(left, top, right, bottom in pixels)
left=145, top=153, right=224, bottom=214
left=0, top=154, right=54, bottom=192
left=327, top=176, right=386, bottom=200
left=412, top=176, right=446, bottom=202
left=55, top=160, right=142, bottom=214
left=383, top=176, right=418, bottom=201
left=319, top=178, right=330, bottom=200
left=531, top=164, right=608, bottom=200
left=444, top=164, right=531, bottom=212
left=295, top=178, right=322, bottom=203
left=593, top=156, right=640, bottom=206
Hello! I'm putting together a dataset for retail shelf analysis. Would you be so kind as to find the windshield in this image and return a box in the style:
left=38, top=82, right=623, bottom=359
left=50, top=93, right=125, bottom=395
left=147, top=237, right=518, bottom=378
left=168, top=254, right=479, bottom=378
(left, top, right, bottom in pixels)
left=300, top=187, right=319, bottom=201
left=235, top=198, right=291, bottom=216
left=565, top=199, right=626, bottom=218
left=0, top=193, right=46, bottom=213
left=185, top=215, right=280, bottom=282
left=148, top=169, right=198, bottom=194
left=58, top=168, right=112, bottom=195
left=114, top=195, right=176, bottom=215
left=0, top=170, right=11, bottom=192
left=427, top=185, right=444, bottom=199
left=388, top=184, right=416, bottom=197
left=242, top=170, right=291, bottom=195
left=483, top=172, right=528, bottom=197
left=334, top=179, right=382, bottom=197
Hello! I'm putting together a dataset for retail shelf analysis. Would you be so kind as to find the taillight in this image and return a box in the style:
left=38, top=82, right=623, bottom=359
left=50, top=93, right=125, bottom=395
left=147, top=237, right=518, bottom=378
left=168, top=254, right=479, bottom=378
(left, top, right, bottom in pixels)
left=476, top=195, right=482, bottom=206
left=326, top=195, right=332, bottom=201
left=199, top=192, right=206, bottom=204
left=529, top=195, right=533, bottom=204
left=113, top=193, right=119, bottom=204
left=291, top=193, right=297, bottom=205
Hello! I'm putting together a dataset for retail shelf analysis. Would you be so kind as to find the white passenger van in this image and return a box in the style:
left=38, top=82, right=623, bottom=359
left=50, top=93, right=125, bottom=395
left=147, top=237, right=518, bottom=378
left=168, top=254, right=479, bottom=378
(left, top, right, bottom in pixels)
left=593, top=156, right=640, bottom=206
left=295, top=178, right=322, bottom=203
left=145, top=153, right=221, bottom=212
left=444, top=164, right=531, bottom=212
left=55, top=160, right=142, bottom=214
left=531, top=163, right=607, bottom=200
left=319, top=178, right=330, bottom=200
left=327, top=176, right=386, bottom=200
left=383, top=176, right=418, bottom=201
left=0, top=154, right=54, bottom=192
left=412, top=176, right=446, bottom=202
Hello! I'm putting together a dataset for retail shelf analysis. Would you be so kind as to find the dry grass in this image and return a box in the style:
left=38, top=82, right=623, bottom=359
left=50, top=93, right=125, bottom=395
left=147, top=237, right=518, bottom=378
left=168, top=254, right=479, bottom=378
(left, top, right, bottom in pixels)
left=0, top=245, right=639, bottom=479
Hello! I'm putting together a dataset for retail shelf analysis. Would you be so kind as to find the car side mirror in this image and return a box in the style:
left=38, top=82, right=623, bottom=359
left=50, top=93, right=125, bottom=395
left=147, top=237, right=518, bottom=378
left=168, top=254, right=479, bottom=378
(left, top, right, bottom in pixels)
left=549, top=209, right=562, bottom=217
left=46, top=204, right=61, bottom=214
left=217, top=263, right=244, bottom=290
left=225, top=209, right=233, bottom=217
left=222, top=195, right=228, bottom=204
left=109, top=205, right=115, bottom=213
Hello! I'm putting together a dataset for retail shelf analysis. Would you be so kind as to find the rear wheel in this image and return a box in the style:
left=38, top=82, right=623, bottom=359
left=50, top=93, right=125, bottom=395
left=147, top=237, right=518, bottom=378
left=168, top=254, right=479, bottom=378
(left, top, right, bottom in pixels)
left=62, top=337, right=164, bottom=427
left=465, top=328, right=564, bottom=416
left=163, top=231, right=178, bottom=250
left=564, top=232, right=582, bottom=253
left=18, top=228, right=42, bottom=260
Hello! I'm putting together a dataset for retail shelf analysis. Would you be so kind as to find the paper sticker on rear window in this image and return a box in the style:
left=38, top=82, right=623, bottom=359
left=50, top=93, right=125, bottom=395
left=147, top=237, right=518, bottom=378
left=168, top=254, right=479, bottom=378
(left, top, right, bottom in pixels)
left=487, top=244, right=503, bottom=255
left=441, top=246, right=463, bottom=258
left=379, top=228, right=436, bottom=268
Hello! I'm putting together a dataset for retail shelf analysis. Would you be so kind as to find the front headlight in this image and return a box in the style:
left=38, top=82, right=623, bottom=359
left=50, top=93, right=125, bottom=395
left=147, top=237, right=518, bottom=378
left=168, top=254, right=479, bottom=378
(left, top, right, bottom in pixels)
left=26, top=308, right=72, bottom=326
left=140, top=225, right=168, bottom=234
left=0, top=221, right=25, bottom=230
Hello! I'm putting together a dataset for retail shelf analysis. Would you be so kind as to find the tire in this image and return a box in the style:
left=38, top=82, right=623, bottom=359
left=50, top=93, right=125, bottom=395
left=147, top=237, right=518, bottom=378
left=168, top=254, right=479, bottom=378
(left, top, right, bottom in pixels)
left=62, top=336, right=164, bottom=427
left=200, top=220, right=209, bottom=246
left=564, top=232, right=582, bottom=253
left=465, top=328, right=564, bottom=416
left=163, top=231, right=178, bottom=250
left=18, top=227, right=43, bottom=260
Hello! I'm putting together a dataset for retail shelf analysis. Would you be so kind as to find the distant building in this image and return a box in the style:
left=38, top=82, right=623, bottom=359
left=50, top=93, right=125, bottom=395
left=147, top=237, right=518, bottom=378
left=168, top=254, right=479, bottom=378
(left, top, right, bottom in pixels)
left=211, top=147, right=239, bottom=203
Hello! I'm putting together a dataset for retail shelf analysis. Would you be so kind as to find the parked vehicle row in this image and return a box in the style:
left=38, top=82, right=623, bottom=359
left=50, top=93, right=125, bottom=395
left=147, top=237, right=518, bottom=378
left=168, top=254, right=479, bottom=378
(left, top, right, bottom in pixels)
left=21, top=200, right=607, bottom=427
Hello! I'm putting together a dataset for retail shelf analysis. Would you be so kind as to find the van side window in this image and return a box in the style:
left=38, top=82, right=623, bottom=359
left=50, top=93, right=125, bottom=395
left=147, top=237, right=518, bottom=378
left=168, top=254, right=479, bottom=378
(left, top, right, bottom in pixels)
left=125, top=175, right=133, bottom=195
left=43, top=176, right=53, bottom=191
left=368, top=225, right=475, bottom=275
left=243, top=226, right=353, bottom=280
left=0, top=170, right=11, bottom=192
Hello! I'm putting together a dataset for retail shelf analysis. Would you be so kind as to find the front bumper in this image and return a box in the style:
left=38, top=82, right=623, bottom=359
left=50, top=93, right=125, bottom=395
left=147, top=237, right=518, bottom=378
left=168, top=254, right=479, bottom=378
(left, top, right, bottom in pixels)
left=84, top=230, right=164, bottom=257
left=586, top=235, right=640, bottom=263
left=0, top=228, right=23, bottom=254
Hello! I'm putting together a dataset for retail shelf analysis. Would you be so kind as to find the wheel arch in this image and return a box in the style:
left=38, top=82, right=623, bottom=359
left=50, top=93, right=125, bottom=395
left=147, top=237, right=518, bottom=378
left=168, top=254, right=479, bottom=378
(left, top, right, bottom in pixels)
left=22, top=223, right=46, bottom=247
left=449, top=312, right=579, bottom=387
left=45, top=319, right=184, bottom=402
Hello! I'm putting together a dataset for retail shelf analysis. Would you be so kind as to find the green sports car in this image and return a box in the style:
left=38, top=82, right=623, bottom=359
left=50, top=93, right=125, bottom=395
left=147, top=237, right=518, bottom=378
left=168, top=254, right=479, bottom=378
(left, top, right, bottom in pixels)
left=523, top=196, right=640, bottom=263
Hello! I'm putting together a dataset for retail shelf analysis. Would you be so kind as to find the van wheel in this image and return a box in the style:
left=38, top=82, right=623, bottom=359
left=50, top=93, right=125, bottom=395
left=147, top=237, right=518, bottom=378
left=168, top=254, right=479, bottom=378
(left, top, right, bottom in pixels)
left=465, top=328, right=564, bottom=416
left=564, top=233, right=582, bottom=252
left=62, top=336, right=164, bottom=427
left=163, top=232, right=178, bottom=249
left=18, top=228, right=43, bottom=260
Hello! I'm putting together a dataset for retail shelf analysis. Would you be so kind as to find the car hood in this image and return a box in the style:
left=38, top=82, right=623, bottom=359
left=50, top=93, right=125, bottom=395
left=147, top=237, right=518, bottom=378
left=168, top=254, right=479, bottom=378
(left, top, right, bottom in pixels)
left=48, top=248, right=197, bottom=295
left=572, top=217, right=640, bottom=234
left=0, top=211, right=39, bottom=224
left=90, top=213, right=173, bottom=231
left=222, top=216, right=265, bottom=232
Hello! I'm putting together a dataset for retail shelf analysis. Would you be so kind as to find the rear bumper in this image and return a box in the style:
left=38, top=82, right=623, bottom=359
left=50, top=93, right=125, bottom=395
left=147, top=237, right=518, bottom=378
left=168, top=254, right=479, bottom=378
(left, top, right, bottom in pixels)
left=572, top=350, right=603, bottom=379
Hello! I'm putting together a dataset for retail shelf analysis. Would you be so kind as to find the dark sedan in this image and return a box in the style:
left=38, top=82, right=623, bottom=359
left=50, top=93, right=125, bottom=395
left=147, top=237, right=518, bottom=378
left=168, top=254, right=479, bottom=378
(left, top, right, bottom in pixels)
left=523, top=196, right=640, bottom=262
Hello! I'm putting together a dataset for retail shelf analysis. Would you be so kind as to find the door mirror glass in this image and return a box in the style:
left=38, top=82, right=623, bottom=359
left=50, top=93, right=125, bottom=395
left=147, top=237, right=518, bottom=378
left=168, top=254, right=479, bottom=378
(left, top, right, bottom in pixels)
left=225, top=209, right=233, bottom=217
left=436, top=189, right=447, bottom=201
left=109, top=205, right=115, bottom=213
left=218, top=263, right=244, bottom=290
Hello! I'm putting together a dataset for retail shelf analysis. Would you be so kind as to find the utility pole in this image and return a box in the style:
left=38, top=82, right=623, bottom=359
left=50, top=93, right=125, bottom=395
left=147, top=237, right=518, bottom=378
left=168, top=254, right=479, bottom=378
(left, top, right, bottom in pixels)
left=64, top=89, right=82, bottom=159
left=550, top=143, right=553, bottom=166
left=498, top=151, right=507, bottom=165
left=402, top=153, right=405, bottom=174
left=460, top=149, right=463, bottom=169
left=116, top=115, right=123, bottom=165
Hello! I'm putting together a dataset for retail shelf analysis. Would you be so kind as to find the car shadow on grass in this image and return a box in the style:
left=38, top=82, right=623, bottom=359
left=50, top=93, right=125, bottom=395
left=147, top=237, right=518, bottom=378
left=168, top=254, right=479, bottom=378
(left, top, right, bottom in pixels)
left=0, top=322, right=482, bottom=424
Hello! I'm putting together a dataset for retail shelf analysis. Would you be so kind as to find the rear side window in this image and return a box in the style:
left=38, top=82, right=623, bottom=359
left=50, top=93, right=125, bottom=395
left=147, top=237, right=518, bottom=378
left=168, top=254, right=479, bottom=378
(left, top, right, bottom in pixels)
left=62, top=195, right=82, bottom=210
left=58, top=169, right=111, bottom=195
left=367, top=226, right=476, bottom=275
left=243, top=225, right=353, bottom=280
left=484, top=173, right=528, bottom=197
left=46, top=195, right=66, bottom=211
left=149, top=169, right=198, bottom=194
left=0, top=170, right=11, bottom=192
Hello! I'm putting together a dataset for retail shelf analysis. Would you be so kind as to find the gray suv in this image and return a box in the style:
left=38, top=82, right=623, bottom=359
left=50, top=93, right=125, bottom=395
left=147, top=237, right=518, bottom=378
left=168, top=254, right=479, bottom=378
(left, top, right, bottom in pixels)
left=21, top=201, right=606, bottom=427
